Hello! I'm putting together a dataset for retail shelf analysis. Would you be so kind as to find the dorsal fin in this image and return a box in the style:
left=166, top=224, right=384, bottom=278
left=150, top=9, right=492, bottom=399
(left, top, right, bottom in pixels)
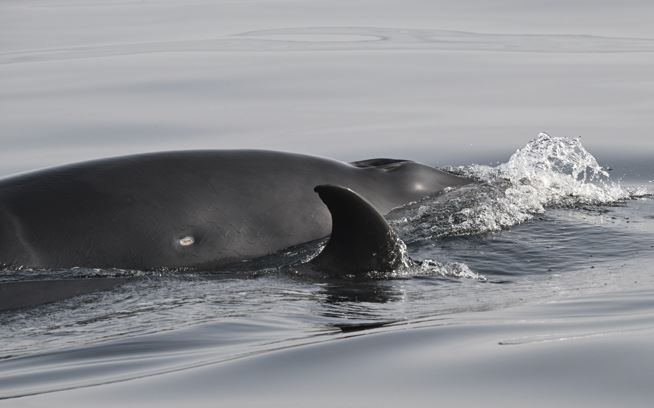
left=310, top=185, right=408, bottom=277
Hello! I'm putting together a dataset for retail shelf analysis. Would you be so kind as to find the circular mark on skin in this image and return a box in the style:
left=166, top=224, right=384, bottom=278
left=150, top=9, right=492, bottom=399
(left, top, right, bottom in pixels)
left=178, top=236, right=195, bottom=246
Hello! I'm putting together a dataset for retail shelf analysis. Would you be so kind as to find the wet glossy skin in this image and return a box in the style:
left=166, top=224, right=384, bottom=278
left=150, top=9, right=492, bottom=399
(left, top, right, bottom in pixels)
left=0, top=150, right=471, bottom=269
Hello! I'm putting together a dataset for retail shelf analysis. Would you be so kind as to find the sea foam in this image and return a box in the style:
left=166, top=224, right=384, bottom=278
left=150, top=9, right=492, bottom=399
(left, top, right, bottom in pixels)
left=391, top=133, right=635, bottom=241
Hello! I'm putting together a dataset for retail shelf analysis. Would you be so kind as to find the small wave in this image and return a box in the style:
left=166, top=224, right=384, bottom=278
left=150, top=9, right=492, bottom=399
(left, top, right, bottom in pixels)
left=0, top=265, right=149, bottom=283
left=415, top=260, right=487, bottom=281
left=365, top=254, right=486, bottom=281
left=391, top=133, right=636, bottom=241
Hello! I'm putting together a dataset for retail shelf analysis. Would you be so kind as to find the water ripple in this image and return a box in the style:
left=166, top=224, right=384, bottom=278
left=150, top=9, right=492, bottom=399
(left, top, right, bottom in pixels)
left=3, top=27, right=654, bottom=65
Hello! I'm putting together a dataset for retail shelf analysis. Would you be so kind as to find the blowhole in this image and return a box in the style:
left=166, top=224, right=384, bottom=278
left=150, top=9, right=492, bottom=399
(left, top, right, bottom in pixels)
left=350, top=158, right=410, bottom=170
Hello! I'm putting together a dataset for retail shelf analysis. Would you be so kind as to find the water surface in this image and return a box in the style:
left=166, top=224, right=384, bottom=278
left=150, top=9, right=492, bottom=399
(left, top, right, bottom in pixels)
left=1, top=1, right=653, bottom=406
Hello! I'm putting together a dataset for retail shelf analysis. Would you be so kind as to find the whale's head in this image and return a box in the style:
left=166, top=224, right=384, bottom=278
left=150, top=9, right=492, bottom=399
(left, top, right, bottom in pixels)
left=350, top=157, right=473, bottom=212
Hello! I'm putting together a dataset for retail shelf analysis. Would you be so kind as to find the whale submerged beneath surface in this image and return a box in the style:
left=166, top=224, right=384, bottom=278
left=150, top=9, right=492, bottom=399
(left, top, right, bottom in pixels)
left=0, top=150, right=472, bottom=272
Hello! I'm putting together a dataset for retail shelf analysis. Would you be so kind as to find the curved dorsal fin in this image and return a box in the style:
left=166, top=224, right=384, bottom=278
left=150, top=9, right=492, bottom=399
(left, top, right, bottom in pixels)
left=310, top=185, right=408, bottom=277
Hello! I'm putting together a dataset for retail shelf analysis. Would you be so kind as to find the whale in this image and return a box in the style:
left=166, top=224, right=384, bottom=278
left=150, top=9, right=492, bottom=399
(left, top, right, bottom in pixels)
left=0, top=149, right=471, bottom=271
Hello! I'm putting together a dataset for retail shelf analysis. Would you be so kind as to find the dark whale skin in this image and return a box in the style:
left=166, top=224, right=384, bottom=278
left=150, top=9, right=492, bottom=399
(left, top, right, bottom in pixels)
left=0, top=150, right=470, bottom=270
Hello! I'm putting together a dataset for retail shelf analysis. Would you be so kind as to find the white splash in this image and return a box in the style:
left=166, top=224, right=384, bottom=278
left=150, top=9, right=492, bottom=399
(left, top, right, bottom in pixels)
left=480, top=132, right=628, bottom=205
left=452, top=133, right=631, bottom=234
left=417, top=260, right=487, bottom=281
left=392, top=133, right=636, bottom=240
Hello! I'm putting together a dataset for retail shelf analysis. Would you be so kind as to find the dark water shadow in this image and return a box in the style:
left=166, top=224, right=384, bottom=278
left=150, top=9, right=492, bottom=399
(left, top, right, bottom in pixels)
left=0, top=277, right=133, bottom=312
